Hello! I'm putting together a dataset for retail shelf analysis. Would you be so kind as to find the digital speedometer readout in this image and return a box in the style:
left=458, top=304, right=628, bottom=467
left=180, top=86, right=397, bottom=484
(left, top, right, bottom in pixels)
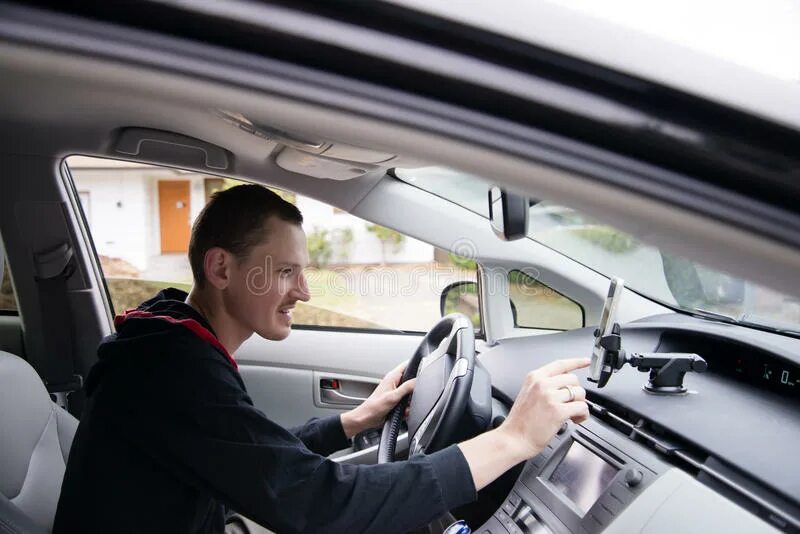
left=638, top=332, right=799, bottom=400
left=731, top=354, right=800, bottom=398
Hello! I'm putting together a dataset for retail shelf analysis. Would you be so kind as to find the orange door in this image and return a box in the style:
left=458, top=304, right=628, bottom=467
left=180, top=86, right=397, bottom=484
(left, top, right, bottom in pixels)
left=158, top=181, right=191, bottom=253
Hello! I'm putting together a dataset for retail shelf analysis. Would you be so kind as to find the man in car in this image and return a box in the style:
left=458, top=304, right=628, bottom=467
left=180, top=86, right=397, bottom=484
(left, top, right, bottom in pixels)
left=54, top=184, right=589, bottom=534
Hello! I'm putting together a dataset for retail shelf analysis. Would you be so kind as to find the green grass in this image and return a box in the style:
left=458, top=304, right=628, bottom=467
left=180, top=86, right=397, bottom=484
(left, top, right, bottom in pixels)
left=0, top=263, right=17, bottom=310
left=105, top=278, right=190, bottom=314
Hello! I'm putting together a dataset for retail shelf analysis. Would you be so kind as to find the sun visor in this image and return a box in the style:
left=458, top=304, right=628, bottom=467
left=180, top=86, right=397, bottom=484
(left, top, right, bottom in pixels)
left=276, top=148, right=371, bottom=180
left=320, top=144, right=395, bottom=164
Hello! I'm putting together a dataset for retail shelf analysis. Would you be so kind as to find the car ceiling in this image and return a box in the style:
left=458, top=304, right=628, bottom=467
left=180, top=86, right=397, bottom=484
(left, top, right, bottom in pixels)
left=1, top=4, right=800, bottom=301
left=0, top=42, right=397, bottom=213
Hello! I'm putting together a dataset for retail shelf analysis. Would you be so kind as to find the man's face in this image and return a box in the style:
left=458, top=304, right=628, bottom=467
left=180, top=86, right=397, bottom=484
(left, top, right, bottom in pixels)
left=225, top=217, right=311, bottom=341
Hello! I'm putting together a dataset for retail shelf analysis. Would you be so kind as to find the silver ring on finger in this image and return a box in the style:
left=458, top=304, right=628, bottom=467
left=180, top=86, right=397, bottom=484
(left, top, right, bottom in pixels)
left=563, top=385, right=575, bottom=402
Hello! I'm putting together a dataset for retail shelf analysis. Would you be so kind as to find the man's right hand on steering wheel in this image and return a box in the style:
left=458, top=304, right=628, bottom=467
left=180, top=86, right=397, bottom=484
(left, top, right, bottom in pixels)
left=340, top=360, right=417, bottom=439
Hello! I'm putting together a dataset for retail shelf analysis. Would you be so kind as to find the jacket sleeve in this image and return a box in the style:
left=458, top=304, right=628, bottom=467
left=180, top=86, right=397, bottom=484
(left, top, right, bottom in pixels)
left=107, top=350, right=477, bottom=534
left=288, top=415, right=351, bottom=457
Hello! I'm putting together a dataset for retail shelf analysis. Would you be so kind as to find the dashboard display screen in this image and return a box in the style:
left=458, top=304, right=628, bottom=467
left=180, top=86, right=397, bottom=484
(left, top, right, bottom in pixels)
left=548, top=441, right=618, bottom=515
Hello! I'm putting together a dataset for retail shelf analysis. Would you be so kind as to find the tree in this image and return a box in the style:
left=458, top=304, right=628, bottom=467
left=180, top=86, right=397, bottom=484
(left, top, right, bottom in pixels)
left=307, top=227, right=332, bottom=267
left=331, top=227, right=354, bottom=263
left=366, top=224, right=405, bottom=265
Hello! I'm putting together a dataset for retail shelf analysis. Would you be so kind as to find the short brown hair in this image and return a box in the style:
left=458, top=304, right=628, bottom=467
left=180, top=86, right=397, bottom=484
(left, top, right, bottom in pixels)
left=189, top=184, right=303, bottom=287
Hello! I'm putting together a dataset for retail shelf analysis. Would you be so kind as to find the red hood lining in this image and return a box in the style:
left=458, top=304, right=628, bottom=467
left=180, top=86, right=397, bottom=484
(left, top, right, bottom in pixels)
left=114, top=310, right=238, bottom=370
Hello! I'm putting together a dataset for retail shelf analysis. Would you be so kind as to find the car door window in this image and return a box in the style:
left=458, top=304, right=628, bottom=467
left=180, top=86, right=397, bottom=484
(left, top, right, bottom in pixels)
left=283, top=195, right=478, bottom=333
left=66, top=156, right=478, bottom=333
left=67, top=156, right=203, bottom=314
left=509, top=270, right=583, bottom=330
left=0, top=260, right=17, bottom=312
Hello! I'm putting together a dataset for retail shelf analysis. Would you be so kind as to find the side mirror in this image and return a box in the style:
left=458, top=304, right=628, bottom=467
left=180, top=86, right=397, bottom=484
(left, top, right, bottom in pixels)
left=488, top=186, right=529, bottom=241
left=440, top=281, right=481, bottom=330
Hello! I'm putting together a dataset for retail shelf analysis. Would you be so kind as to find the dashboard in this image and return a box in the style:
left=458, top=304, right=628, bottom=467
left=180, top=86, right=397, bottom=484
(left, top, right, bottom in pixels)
left=474, top=313, right=800, bottom=533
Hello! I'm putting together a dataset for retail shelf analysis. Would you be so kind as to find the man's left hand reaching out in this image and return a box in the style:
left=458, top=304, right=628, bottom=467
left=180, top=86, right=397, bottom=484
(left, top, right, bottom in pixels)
left=340, top=360, right=416, bottom=439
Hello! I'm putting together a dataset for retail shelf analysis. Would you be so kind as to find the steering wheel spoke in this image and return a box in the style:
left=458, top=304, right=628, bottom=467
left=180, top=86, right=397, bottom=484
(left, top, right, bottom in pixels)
left=409, top=357, right=470, bottom=455
left=378, top=314, right=476, bottom=463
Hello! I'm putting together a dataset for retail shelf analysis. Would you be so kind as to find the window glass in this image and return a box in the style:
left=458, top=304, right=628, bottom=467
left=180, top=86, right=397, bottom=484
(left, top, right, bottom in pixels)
left=288, top=196, right=478, bottom=332
left=0, top=260, right=18, bottom=312
left=508, top=270, right=583, bottom=330
left=396, top=167, right=800, bottom=335
left=67, top=156, right=198, bottom=314
left=66, top=156, right=477, bottom=333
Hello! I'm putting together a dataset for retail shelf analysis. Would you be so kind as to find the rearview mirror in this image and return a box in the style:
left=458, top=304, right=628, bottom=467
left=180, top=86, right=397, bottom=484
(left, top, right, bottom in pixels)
left=440, top=281, right=481, bottom=330
left=488, top=186, right=529, bottom=241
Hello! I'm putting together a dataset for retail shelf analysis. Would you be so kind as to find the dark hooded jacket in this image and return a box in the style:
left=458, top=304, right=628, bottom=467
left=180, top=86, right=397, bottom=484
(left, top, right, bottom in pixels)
left=53, top=289, right=475, bottom=533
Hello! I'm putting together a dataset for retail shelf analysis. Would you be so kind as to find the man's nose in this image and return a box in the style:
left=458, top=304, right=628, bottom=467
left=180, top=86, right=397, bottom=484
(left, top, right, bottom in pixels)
left=292, top=272, right=311, bottom=302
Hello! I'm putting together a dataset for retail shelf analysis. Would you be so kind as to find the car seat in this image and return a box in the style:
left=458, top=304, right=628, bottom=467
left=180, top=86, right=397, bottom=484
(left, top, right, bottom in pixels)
left=0, top=351, right=78, bottom=533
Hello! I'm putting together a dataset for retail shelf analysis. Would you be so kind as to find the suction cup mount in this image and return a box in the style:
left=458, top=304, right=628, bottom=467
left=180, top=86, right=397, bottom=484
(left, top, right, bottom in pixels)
left=591, top=323, right=708, bottom=394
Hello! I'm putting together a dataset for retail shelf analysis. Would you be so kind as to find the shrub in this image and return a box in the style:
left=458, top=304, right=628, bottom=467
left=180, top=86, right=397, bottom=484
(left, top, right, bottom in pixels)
left=307, top=227, right=333, bottom=267
left=366, top=224, right=405, bottom=264
left=448, top=252, right=477, bottom=270
left=331, top=227, right=354, bottom=262
left=570, top=226, right=639, bottom=254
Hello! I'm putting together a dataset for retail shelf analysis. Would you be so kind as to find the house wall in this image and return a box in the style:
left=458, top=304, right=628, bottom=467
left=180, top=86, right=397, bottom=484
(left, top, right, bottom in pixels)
left=73, top=170, right=151, bottom=271
left=72, top=167, right=206, bottom=272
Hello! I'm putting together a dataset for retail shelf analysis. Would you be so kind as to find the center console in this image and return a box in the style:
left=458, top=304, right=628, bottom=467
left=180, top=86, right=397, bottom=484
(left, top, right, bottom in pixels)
left=475, top=418, right=666, bottom=534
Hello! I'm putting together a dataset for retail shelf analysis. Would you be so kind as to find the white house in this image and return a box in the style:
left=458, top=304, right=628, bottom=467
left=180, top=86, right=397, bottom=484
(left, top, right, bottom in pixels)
left=68, top=156, right=433, bottom=278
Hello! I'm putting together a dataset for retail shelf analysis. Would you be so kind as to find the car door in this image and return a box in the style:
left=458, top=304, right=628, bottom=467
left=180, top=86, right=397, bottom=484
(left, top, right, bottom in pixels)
left=235, top=329, right=420, bottom=429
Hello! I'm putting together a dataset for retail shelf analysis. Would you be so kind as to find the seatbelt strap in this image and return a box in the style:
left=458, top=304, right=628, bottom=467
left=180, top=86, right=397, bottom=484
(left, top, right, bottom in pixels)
left=33, top=242, right=83, bottom=409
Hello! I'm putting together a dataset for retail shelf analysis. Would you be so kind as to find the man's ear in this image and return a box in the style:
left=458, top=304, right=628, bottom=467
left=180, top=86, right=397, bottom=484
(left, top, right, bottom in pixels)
left=203, top=247, right=232, bottom=290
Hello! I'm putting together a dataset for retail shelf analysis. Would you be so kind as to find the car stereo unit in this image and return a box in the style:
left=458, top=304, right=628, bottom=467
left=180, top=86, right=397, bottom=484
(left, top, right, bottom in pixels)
left=476, top=420, right=662, bottom=534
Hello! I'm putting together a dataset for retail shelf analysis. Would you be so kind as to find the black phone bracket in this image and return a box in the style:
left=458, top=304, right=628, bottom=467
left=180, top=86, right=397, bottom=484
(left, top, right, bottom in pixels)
left=594, top=323, right=708, bottom=394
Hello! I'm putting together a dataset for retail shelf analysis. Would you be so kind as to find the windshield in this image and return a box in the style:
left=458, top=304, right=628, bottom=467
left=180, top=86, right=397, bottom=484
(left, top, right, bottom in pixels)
left=395, top=167, right=800, bottom=334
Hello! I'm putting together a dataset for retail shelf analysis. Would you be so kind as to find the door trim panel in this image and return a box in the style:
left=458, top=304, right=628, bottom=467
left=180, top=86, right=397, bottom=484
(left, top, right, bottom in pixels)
left=235, top=328, right=423, bottom=377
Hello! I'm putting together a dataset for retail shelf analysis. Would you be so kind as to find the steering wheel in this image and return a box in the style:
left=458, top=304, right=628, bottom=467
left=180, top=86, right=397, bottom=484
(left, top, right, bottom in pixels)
left=378, top=313, right=476, bottom=463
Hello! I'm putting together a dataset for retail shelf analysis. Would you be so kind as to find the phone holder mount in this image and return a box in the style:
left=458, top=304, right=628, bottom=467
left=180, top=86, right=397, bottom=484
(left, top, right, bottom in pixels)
left=591, top=323, right=708, bottom=394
